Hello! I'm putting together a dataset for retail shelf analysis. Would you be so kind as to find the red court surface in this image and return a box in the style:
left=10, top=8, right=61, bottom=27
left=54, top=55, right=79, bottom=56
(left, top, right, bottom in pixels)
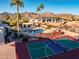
left=0, top=36, right=79, bottom=59
left=10, top=37, right=79, bottom=59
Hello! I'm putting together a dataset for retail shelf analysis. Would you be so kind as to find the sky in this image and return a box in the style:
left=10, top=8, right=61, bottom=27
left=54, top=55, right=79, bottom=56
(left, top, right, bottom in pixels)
left=0, top=0, right=79, bottom=15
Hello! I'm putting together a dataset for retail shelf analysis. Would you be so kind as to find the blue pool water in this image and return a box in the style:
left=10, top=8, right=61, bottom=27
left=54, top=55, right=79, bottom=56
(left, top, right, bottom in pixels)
left=23, top=29, right=44, bottom=35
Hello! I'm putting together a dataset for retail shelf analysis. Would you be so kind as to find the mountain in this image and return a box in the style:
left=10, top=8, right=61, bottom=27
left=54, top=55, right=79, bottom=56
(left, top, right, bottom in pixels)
left=57, top=14, right=79, bottom=21
left=0, top=12, right=79, bottom=21
left=39, top=12, right=56, bottom=18
left=24, top=12, right=39, bottom=19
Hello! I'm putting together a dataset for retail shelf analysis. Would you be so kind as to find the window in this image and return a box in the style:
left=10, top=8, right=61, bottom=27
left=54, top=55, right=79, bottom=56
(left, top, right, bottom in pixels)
left=42, top=19, right=45, bottom=22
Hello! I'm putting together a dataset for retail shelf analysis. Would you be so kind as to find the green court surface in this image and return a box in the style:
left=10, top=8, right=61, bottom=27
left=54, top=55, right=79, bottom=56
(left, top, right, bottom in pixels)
left=27, top=38, right=79, bottom=59
left=27, top=41, right=55, bottom=59
left=55, top=38, right=79, bottom=49
left=28, top=42, right=45, bottom=50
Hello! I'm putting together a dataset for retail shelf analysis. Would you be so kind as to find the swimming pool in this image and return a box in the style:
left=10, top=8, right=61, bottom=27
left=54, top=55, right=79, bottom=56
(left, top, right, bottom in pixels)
left=22, top=29, right=44, bottom=36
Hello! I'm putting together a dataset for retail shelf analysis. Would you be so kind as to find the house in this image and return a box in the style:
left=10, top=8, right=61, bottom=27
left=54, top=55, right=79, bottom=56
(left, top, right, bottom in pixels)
left=22, top=23, right=34, bottom=31
left=0, top=27, right=5, bottom=44
left=29, top=17, right=64, bottom=23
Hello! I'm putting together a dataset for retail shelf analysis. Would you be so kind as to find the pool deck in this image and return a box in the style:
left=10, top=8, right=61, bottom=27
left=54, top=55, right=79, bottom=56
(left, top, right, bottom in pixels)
left=0, top=44, right=16, bottom=59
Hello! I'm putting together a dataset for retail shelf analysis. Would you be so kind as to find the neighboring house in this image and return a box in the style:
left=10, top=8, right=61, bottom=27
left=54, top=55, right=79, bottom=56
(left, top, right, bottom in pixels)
left=0, top=19, right=2, bottom=24
left=22, top=23, right=33, bottom=31
left=0, top=27, right=5, bottom=44
left=29, top=17, right=64, bottom=23
left=29, top=18, right=39, bottom=23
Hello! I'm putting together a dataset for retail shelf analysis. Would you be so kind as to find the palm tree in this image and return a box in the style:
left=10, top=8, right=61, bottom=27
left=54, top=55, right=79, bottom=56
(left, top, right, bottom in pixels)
left=11, top=0, right=24, bottom=32
left=39, top=3, right=44, bottom=9
left=36, top=3, right=44, bottom=13
left=36, top=3, right=44, bottom=26
left=36, top=7, right=41, bottom=13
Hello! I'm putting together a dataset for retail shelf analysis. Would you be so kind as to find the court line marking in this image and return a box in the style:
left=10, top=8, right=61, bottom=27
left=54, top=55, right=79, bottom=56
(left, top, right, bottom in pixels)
left=28, top=42, right=45, bottom=51
left=28, top=40, right=55, bottom=59
left=55, top=39, right=79, bottom=50
left=41, top=42, right=54, bottom=59
left=36, top=47, right=50, bottom=59
left=35, top=42, right=52, bottom=59
left=30, top=39, right=77, bottom=52
left=41, top=40, right=66, bottom=54
left=27, top=42, right=48, bottom=59
left=27, top=39, right=79, bottom=59
left=61, top=42, right=79, bottom=50
left=44, top=47, right=50, bottom=59
left=26, top=44, right=32, bottom=59
left=57, top=36, right=79, bottom=48
left=41, top=41, right=56, bottom=53
left=29, top=47, right=44, bottom=51
left=41, top=41, right=63, bottom=58
left=54, top=40, right=71, bottom=50
left=53, top=38, right=73, bottom=48
left=55, top=39, right=74, bottom=49
left=54, top=41, right=71, bottom=51
left=41, top=40, right=67, bottom=56
left=30, top=47, right=48, bottom=59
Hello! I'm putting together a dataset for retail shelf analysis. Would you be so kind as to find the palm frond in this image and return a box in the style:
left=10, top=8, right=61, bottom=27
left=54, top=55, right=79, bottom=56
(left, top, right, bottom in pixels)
left=36, top=7, right=41, bottom=12
left=11, top=0, right=17, bottom=3
left=11, top=0, right=24, bottom=8
left=40, top=3, right=44, bottom=9
left=11, top=0, right=16, bottom=6
left=19, top=1, right=24, bottom=7
left=11, top=2, right=16, bottom=7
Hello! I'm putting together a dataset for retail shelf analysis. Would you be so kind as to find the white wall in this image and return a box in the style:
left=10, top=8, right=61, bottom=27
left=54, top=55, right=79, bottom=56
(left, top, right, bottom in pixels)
left=29, top=19, right=39, bottom=23
left=0, top=29, right=5, bottom=45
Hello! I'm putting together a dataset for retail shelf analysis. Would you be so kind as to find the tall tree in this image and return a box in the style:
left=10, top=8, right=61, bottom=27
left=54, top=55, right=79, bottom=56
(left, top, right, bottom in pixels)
left=39, top=3, right=44, bottom=9
left=36, top=3, right=44, bottom=13
left=11, top=0, right=24, bottom=32
left=36, top=3, right=44, bottom=26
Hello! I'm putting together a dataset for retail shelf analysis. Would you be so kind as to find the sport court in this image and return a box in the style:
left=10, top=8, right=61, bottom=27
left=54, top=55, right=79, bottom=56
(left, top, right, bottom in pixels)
left=26, top=38, right=79, bottom=59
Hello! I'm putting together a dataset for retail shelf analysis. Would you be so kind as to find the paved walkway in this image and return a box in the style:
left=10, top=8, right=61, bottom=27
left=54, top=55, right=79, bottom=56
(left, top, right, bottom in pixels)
left=0, top=44, right=16, bottom=59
